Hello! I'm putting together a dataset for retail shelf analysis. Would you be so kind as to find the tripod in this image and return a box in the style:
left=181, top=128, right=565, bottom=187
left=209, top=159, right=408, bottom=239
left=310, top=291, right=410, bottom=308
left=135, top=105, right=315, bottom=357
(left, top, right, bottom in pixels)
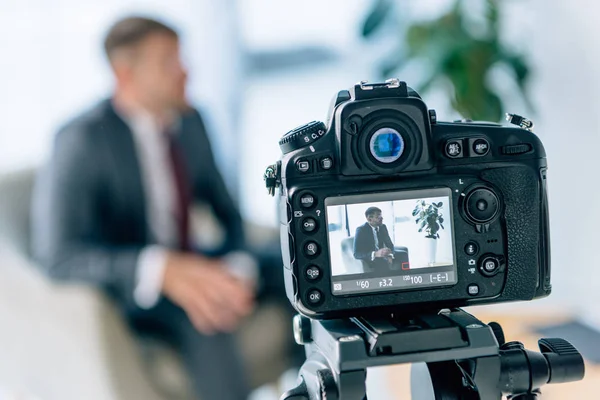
left=280, top=308, right=585, bottom=399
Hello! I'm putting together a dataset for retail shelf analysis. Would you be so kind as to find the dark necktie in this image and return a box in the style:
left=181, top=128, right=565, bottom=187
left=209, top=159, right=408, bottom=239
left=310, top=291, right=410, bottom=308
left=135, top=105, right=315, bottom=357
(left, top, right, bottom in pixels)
left=376, top=227, right=386, bottom=249
left=166, top=131, right=191, bottom=251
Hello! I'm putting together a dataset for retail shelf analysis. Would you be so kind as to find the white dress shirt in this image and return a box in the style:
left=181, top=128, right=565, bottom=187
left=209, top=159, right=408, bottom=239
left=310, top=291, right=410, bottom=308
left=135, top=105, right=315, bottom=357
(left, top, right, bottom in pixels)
left=117, top=106, right=256, bottom=309
left=371, top=226, right=379, bottom=261
left=118, top=108, right=176, bottom=308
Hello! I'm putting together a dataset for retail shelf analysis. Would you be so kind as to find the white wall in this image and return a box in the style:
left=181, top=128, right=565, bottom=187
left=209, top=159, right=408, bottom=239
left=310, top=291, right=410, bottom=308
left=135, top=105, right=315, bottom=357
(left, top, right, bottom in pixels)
left=524, top=1, right=600, bottom=312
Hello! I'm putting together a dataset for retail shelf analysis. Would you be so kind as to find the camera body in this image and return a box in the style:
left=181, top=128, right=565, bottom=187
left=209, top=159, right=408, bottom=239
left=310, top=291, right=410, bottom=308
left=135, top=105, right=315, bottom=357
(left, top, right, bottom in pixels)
left=271, top=80, right=550, bottom=319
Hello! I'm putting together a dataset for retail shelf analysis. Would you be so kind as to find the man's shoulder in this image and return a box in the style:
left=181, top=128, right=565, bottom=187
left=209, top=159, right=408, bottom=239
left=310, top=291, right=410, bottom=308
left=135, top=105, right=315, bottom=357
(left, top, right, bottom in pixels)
left=56, top=99, right=121, bottom=146
left=180, top=106, right=208, bottom=134
left=60, top=99, right=117, bottom=130
left=356, top=223, right=369, bottom=233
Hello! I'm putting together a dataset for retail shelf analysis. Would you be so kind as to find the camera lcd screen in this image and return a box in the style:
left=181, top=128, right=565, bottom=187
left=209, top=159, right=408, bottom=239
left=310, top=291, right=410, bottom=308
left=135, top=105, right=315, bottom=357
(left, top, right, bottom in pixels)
left=325, top=188, right=457, bottom=295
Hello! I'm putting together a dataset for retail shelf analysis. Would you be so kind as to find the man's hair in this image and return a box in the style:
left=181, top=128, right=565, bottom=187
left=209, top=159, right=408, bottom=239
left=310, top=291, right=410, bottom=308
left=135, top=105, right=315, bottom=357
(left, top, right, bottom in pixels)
left=103, top=16, right=178, bottom=62
left=365, top=207, right=382, bottom=218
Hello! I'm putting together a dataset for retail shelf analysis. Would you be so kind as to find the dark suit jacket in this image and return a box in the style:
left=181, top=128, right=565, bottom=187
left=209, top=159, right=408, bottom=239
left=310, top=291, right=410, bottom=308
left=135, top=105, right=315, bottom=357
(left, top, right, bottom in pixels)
left=353, top=222, right=394, bottom=268
left=31, top=99, right=244, bottom=309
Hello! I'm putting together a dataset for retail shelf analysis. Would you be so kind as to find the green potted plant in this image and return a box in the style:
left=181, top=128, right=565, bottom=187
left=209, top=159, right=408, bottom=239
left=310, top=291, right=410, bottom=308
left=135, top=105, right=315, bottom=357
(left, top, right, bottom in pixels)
left=412, top=200, right=445, bottom=265
left=361, top=0, right=532, bottom=122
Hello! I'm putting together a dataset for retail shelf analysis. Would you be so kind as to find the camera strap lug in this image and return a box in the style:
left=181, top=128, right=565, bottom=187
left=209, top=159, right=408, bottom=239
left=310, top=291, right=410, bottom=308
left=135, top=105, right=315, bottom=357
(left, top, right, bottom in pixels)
left=506, top=113, right=534, bottom=131
left=264, top=161, right=281, bottom=196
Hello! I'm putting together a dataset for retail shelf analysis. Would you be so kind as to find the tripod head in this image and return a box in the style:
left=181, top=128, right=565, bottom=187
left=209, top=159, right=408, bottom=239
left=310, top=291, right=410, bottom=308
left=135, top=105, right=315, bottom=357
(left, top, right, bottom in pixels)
left=281, top=309, right=585, bottom=400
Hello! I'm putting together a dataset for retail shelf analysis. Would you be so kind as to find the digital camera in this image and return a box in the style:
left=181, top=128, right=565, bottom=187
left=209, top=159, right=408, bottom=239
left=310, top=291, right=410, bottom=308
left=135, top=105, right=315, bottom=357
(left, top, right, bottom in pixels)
left=264, top=79, right=550, bottom=319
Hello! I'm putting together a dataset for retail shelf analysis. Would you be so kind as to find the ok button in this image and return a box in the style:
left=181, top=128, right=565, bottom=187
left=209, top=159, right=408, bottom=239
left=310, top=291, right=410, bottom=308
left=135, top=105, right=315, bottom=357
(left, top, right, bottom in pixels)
left=302, top=218, right=317, bottom=233
left=307, top=289, right=323, bottom=305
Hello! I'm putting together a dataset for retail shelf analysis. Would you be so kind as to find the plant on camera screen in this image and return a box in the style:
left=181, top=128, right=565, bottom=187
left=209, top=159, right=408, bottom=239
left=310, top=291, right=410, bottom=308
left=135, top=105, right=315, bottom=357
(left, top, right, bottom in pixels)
left=361, top=0, right=531, bottom=122
left=412, top=200, right=445, bottom=239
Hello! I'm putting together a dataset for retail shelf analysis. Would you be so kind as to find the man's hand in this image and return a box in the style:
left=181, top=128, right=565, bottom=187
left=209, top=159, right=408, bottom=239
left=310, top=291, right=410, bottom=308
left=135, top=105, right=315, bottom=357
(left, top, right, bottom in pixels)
left=374, top=248, right=393, bottom=258
left=161, top=251, right=255, bottom=335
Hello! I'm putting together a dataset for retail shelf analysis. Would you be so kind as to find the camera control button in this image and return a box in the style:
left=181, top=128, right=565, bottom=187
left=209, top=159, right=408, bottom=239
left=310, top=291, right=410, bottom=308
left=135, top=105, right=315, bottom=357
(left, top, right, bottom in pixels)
left=479, top=255, right=500, bottom=277
left=467, top=284, right=480, bottom=296
left=465, top=242, right=479, bottom=256
left=465, top=188, right=499, bottom=223
left=302, top=218, right=317, bottom=233
left=304, top=241, right=319, bottom=257
left=320, top=157, right=333, bottom=170
left=299, top=193, right=316, bottom=209
left=445, top=140, right=463, bottom=158
left=472, top=139, right=490, bottom=156
left=307, top=289, right=323, bottom=305
left=296, top=160, right=311, bottom=173
left=279, top=121, right=327, bottom=154
left=305, top=265, right=321, bottom=281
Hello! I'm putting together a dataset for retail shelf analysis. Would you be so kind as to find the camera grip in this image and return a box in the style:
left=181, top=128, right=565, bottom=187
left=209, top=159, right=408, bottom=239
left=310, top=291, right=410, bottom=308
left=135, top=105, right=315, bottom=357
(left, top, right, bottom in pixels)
left=481, top=166, right=546, bottom=300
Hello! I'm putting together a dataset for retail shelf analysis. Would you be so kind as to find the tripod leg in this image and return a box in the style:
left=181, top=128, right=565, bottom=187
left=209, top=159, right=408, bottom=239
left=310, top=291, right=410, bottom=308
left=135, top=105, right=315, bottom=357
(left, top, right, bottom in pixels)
left=426, top=361, right=478, bottom=400
left=280, top=378, right=308, bottom=400
left=284, top=343, right=367, bottom=400
left=415, top=356, right=502, bottom=400
left=338, top=369, right=367, bottom=400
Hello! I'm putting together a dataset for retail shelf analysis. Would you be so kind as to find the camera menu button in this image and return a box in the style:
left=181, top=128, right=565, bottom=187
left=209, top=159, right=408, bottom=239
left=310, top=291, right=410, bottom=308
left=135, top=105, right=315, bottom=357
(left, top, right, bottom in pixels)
left=307, top=289, right=323, bottom=305
left=299, top=193, right=316, bottom=209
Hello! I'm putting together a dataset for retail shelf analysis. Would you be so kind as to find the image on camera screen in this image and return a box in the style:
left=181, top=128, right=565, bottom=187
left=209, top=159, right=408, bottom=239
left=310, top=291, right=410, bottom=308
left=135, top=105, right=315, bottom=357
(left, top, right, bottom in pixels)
left=325, top=188, right=457, bottom=295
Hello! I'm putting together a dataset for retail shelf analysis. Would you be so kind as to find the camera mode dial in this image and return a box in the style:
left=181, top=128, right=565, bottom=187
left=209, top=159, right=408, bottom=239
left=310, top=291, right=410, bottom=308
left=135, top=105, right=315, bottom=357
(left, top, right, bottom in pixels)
left=279, top=121, right=327, bottom=154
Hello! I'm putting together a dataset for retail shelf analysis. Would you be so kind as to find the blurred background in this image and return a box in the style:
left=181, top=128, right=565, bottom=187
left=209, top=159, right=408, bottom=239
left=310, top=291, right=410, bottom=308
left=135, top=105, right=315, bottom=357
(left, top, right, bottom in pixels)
left=1, top=0, right=599, bottom=399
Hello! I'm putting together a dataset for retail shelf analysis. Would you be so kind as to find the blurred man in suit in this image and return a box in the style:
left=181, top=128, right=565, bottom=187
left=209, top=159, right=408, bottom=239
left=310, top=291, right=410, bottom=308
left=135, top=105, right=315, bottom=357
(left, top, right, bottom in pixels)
left=353, top=207, right=395, bottom=272
left=31, top=16, right=286, bottom=400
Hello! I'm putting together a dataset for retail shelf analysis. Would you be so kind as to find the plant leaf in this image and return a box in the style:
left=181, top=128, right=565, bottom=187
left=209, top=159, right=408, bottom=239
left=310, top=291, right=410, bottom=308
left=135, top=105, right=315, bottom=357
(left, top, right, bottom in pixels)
left=361, top=0, right=393, bottom=38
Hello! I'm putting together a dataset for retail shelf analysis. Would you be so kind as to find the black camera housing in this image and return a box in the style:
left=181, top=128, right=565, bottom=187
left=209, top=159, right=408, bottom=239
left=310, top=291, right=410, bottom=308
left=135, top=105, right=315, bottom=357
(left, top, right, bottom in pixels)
left=273, top=80, right=550, bottom=319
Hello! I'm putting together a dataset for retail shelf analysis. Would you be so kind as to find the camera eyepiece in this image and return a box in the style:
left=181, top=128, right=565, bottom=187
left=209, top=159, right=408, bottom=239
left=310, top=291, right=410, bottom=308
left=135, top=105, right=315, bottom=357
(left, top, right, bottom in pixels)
left=369, top=127, right=405, bottom=163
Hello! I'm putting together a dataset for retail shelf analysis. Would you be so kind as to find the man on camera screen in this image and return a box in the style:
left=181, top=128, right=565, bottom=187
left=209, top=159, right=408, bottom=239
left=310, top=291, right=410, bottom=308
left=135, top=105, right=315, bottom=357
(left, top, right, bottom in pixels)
left=353, top=207, right=396, bottom=272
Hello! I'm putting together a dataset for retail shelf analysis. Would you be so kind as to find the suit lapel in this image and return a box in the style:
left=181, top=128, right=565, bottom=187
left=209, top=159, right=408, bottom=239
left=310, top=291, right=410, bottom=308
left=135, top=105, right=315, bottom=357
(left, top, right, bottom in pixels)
left=365, top=223, right=376, bottom=249
left=100, top=100, right=149, bottom=242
